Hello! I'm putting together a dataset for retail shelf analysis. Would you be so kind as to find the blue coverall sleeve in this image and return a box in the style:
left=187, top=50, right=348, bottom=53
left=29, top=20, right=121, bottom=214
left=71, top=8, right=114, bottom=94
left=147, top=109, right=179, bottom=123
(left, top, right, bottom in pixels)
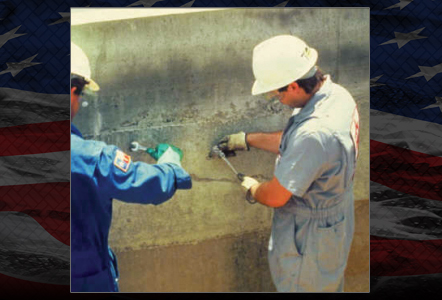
left=95, top=145, right=192, bottom=205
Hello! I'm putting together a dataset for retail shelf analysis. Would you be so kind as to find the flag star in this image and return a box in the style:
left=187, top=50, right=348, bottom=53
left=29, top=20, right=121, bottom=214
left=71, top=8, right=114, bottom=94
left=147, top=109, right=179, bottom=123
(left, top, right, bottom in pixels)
left=49, top=12, right=70, bottom=26
left=421, top=97, right=442, bottom=113
left=370, top=75, right=385, bottom=87
left=180, top=0, right=195, bottom=7
left=380, top=28, right=427, bottom=49
left=276, top=0, right=289, bottom=7
left=127, top=0, right=163, bottom=6
left=384, top=0, right=413, bottom=10
left=0, top=54, right=41, bottom=77
left=406, top=63, right=442, bottom=81
left=0, top=26, right=26, bottom=49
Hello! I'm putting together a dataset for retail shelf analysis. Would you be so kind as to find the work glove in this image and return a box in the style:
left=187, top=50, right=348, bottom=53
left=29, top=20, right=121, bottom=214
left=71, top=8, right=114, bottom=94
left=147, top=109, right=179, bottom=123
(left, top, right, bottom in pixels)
left=241, top=176, right=259, bottom=204
left=241, top=176, right=259, bottom=191
left=217, top=131, right=249, bottom=156
left=146, top=144, right=183, bottom=167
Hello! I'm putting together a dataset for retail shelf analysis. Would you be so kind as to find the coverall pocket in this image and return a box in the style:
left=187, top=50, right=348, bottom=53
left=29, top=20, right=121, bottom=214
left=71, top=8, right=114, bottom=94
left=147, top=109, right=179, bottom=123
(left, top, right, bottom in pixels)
left=270, top=212, right=302, bottom=258
left=316, top=218, right=346, bottom=274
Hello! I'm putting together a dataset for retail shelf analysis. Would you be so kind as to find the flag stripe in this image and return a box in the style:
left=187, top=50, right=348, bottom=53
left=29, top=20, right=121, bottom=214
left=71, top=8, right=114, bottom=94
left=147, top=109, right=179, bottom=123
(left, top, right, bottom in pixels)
left=0, top=211, right=69, bottom=258
left=370, top=140, right=442, bottom=201
left=0, top=182, right=69, bottom=245
left=370, top=273, right=442, bottom=295
left=0, top=151, right=70, bottom=186
left=370, top=181, right=442, bottom=241
left=370, top=236, right=442, bottom=276
left=371, top=109, right=442, bottom=157
left=0, top=212, right=69, bottom=288
left=0, top=120, right=70, bottom=156
left=0, top=88, right=69, bottom=129
left=1, top=273, right=69, bottom=296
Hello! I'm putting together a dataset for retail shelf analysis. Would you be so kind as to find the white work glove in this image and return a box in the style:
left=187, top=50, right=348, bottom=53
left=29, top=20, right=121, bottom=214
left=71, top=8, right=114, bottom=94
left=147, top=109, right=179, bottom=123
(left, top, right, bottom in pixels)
left=241, top=176, right=259, bottom=191
left=241, top=176, right=259, bottom=204
left=147, top=144, right=184, bottom=167
left=157, top=146, right=182, bottom=167
left=217, top=131, right=249, bottom=152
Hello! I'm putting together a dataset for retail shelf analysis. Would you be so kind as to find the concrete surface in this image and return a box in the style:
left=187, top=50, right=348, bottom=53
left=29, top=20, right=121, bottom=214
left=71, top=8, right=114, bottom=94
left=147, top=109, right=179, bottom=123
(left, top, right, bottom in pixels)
left=116, top=199, right=369, bottom=292
left=71, top=8, right=370, bottom=292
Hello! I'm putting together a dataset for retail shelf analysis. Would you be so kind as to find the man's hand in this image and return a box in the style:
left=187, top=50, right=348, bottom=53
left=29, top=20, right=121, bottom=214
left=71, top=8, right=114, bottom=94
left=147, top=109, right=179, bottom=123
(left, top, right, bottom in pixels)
left=217, top=131, right=249, bottom=153
left=147, top=144, right=183, bottom=166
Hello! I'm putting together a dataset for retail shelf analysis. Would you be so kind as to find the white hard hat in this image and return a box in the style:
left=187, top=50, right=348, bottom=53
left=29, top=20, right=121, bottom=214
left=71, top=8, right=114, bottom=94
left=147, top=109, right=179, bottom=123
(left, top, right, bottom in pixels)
left=71, top=42, right=100, bottom=92
left=251, top=35, right=318, bottom=95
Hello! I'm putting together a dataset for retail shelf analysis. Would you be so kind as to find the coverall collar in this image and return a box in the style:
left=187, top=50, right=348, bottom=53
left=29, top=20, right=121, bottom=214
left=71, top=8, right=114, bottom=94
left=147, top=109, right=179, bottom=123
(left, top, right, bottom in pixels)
left=291, top=75, right=333, bottom=123
left=71, top=124, right=83, bottom=138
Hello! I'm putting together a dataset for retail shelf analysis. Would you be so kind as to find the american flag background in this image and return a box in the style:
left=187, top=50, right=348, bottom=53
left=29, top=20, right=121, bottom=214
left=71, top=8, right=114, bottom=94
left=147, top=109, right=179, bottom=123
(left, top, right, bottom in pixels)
left=0, top=0, right=441, bottom=297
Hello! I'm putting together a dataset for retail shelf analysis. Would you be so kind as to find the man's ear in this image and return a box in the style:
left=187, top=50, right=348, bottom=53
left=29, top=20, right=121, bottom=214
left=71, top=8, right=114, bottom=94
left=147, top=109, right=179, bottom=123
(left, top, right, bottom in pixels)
left=288, top=81, right=299, bottom=92
left=71, top=86, right=77, bottom=95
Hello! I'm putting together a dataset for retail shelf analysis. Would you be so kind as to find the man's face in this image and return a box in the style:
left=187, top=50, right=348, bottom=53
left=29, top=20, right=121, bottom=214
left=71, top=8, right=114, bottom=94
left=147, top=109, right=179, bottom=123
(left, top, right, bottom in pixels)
left=265, top=83, right=308, bottom=108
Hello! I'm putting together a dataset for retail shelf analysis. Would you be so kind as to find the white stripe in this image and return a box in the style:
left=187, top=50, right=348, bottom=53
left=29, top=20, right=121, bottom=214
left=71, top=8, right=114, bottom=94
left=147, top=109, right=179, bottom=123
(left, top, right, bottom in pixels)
left=0, top=212, right=69, bottom=284
left=0, top=212, right=69, bottom=259
left=370, top=181, right=442, bottom=241
left=0, top=151, right=69, bottom=186
left=0, top=88, right=69, bottom=128
left=371, top=109, right=442, bottom=157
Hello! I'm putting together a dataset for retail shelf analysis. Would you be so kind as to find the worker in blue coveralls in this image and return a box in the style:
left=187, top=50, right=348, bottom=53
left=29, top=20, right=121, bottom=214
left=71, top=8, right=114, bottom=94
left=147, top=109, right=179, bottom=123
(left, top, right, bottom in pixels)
left=216, top=35, right=360, bottom=292
left=70, top=42, right=192, bottom=292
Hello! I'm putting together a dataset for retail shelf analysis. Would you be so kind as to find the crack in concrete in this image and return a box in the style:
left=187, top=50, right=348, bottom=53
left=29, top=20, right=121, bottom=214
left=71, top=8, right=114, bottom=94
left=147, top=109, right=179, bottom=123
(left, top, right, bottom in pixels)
left=190, top=173, right=271, bottom=183
left=190, top=174, right=236, bottom=183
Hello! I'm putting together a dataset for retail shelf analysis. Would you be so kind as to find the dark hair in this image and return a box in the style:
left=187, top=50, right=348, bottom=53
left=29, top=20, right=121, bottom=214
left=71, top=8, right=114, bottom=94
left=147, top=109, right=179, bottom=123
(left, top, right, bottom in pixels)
left=278, top=68, right=326, bottom=94
left=71, top=74, right=90, bottom=95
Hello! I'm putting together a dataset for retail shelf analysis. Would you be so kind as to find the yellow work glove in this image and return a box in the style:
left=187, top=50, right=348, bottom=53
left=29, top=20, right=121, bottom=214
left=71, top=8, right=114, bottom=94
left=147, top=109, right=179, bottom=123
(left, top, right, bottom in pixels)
left=217, top=131, right=249, bottom=152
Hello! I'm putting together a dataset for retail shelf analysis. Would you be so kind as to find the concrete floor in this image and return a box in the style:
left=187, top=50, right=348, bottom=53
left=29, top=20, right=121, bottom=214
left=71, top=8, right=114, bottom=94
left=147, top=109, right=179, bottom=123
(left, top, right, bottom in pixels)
left=116, top=199, right=369, bottom=292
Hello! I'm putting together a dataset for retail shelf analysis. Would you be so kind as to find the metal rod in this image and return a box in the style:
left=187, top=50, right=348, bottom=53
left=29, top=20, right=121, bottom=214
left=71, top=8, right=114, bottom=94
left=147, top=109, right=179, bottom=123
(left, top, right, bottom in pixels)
left=219, top=153, right=240, bottom=176
left=211, top=146, right=242, bottom=178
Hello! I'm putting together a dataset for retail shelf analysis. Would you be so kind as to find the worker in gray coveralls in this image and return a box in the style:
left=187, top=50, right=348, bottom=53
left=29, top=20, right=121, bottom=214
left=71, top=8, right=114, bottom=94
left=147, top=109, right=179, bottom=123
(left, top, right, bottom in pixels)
left=216, top=35, right=360, bottom=292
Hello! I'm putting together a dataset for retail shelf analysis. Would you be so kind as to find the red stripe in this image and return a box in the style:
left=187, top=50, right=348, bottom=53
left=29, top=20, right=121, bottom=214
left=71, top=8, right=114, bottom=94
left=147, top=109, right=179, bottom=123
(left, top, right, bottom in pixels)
left=0, top=273, right=69, bottom=296
left=0, top=120, right=70, bottom=156
left=1, top=274, right=111, bottom=298
left=0, top=182, right=70, bottom=245
left=370, top=140, right=442, bottom=201
left=371, top=236, right=442, bottom=276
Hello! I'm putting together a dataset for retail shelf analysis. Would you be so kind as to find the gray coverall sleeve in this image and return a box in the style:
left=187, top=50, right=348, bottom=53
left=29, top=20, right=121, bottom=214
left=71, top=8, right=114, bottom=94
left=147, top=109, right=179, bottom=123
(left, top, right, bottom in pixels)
left=274, top=132, right=327, bottom=198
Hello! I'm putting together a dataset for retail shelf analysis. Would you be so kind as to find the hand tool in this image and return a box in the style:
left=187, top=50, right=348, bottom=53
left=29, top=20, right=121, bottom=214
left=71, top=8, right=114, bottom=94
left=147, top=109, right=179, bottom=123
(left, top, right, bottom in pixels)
left=211, top=145, right=245, bottom=181
left=211, top=145, right=256, bottom=204
left=130, top=141, right=147, bottom=152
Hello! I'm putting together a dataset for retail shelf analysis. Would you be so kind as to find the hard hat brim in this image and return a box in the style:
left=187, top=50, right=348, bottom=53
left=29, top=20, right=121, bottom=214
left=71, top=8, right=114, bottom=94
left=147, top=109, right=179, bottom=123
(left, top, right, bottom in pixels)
left=252, top=79, right=276, bottom=96
left=86, top=78, right=100, bottom=92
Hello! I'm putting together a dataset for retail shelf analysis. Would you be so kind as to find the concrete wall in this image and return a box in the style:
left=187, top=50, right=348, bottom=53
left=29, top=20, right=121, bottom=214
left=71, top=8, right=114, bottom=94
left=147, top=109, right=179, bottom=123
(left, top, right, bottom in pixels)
left=71, top=8, right=370, bottom=292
